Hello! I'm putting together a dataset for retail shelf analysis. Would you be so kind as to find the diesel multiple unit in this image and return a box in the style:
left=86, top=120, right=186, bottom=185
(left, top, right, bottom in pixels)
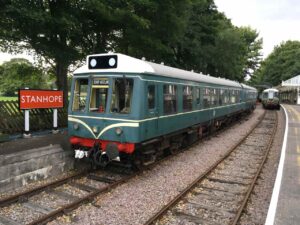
left=261, top=88, right=280, bottom=109
left=68, top=53, right=257, bottom=167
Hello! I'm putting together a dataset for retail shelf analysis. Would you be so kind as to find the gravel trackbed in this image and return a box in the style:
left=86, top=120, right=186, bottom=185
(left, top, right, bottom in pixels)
left=50, top=107, right=268, bottom=225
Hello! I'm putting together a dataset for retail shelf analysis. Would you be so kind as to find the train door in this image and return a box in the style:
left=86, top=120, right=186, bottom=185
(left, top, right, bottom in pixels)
left=146, top=82, right=158, bottom=137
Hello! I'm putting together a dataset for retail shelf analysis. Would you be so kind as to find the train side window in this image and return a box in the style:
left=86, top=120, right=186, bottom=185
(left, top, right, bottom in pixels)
left=237, top=90, right=240, bottom=102
left=211, top=88, right=218, bottom=106
left=72, top=78, right=88, bottom=112
left=148, top=85, right=155, bottom=109
left=222, top=89, right=228, bottom=104
left=183, top=86, right=193, bottom=111
left=196, top=88, right=201, bottom=105
left=111, top=78, right=134, bottom=114
left=224, top=90, right=229, bottom=104
left=163, top=84, right=177, bottom=114
left=203, top=88, right=210, bottom=108
left=231, top=90, right=236, bottom=103
left=220, top=89, right=225, bottom=105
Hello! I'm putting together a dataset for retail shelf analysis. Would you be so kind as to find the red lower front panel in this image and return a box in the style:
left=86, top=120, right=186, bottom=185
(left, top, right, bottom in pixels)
left=70, top=136, right=135, bottom=154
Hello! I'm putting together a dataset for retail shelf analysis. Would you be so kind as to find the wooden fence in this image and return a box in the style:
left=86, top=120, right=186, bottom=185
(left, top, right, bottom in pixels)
left=0, top=100, right=67, bottom=134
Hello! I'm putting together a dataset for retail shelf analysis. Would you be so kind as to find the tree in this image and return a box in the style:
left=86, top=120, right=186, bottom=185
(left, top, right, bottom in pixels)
left=0, top=1, right=146, bottom=102
left=171, top=0, right=221, bottom=72
left=115, top=0, right=190, bottom=65
left=0, top=0, right=189, bottom=102
left=251, top=40, right=300, bottom=86
left=0, top=58, right=48, bottom=96
left=238, top=27, right=263, bottom=79
left=168, top=1, right=263, bottom=82
left=1, top=0, right=263, bottom=94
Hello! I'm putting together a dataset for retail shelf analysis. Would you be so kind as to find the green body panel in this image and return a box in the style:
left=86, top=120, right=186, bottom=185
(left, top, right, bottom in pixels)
left=68, top=73, right=256, bottom=144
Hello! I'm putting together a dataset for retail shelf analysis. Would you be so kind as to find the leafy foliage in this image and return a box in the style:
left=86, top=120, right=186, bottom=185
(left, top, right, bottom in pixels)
left=251, top=40, right=300, bottom=86
left=0, top=58, right=48, bottom=96
left=166, top=1, right=262, bottom=82
left=0, top=0, right=263, bottom=96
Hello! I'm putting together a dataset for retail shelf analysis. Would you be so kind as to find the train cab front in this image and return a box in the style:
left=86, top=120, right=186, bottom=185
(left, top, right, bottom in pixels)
left=68, top=55, right=140, bottom=167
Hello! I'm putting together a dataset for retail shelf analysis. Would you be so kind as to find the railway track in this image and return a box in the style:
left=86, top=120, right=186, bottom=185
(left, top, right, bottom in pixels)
left=0, top=165, right=135, bottom=225
left=0, top=111, right=257, bottom=225
left=145, top=110, right=277, bottom=225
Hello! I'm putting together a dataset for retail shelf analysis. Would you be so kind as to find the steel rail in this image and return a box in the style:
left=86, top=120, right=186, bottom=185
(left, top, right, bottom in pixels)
left=0, top=170, right=88, bottom=207
left=144, top=110, right=267, bottom=225
left=0, top=109, right=251, bottom=208
left=0, top=111, right=255, bottom=225
left=27, top=173, right=137, bottom=225
left=231, top=111, right=278, bottom=225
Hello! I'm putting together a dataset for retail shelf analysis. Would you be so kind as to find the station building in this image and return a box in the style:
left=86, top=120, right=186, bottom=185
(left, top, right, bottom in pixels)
left=277, top=74, right=300, bottom=104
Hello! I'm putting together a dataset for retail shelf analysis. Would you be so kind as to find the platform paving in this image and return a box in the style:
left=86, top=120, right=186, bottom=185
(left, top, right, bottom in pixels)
left=0, top=131, right=70, bottom=155
left=269, top=104, right=300, bottom=225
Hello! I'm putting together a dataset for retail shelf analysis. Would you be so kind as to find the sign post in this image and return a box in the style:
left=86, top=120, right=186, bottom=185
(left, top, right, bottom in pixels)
left=19, top=89, right=64, bottom=137
left=52, top=88, right=59, bottom=134
left=53, top=108, right=58, bottom=134
left=24, top=87, right=30, bottom=138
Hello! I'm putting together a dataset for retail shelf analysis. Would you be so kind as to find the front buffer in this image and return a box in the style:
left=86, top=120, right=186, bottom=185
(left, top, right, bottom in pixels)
left=70, top=136, right=135, bottom=167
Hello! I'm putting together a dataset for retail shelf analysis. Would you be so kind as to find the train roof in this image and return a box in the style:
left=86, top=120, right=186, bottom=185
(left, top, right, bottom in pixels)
left=241, top=84, right=257, bottom=91
left=74, top=53, right=252, bottom=89
left=263, top=88, right=279, bottom=92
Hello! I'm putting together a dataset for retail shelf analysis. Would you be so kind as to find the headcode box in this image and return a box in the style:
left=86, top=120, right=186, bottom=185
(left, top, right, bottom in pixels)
left=19, top=89, right=64, bottom=109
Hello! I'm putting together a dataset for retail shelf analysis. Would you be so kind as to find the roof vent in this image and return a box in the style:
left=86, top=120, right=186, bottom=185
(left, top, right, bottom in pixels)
left=161, top=62, right=164, bottom=65
left=142, top=57, right=146, bottom=61
left=191, top=70, right=194, bottom=72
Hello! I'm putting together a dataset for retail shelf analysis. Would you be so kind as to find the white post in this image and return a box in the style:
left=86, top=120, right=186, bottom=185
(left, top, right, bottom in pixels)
left=52, top=108, right=59, bottom=134
left=52, top=88, right=59, bottom=134
left=23, top=87, right=31, bottom=138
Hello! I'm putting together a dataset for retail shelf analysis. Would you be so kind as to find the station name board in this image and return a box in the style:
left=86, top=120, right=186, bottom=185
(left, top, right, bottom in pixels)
left=19, top=89, right=64, bottom=109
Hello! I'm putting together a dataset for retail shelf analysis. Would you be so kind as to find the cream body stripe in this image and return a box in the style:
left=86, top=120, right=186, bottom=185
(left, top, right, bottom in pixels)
left=68, top=117, right=139, bottom=139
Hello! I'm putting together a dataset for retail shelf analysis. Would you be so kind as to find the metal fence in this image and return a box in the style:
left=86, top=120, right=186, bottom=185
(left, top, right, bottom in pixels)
left=0, top=100, right=67, bottom=134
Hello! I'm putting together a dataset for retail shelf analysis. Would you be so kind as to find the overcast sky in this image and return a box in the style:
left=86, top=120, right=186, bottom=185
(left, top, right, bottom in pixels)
left=214, top=0, right=300, bottom=57
left=0, top=0, right=299, bottom=64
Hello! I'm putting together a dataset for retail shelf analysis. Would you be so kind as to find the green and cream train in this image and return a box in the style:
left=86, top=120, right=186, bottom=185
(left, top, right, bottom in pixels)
left=261, top=88, right=280, bottom=110
left=68, top=53, right=257, bottom=167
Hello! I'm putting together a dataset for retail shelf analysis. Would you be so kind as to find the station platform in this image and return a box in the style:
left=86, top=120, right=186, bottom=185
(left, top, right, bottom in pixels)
left=0, top=131, right=74, bottom=193
left=266, top=104, right=300, bottom=225
left=0, top=131, right=70, bottom=155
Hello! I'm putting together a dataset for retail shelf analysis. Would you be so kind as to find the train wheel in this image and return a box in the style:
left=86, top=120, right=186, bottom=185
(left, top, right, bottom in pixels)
left=132, top=149, right=157, bottom=169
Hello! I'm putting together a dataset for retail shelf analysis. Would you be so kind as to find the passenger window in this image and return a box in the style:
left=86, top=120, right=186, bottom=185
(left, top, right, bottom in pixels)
left=196, top=88, right=201, bottom=105
left=210, top=88, right=218, bottom=106
left=111, top=78, right=134, bottom=114
left=223, top=90, right=228, bottom=104
left=89, top=78, right=108, bottom=113
left=203, top=88, right=210, bottom=108
left=219, top=89, right=224, bottom=105
left=148, top=85, right=155, bottom=109
left=163, top=84, right=177, bottom=114
left=72, top=79, right=88, bottom=112
left=183, top=86, right=193, bottom=111
left=231, top=90, right=236, bottom=103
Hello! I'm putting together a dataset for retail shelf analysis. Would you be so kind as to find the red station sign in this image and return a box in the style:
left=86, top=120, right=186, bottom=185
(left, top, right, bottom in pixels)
left=19, top=89, right=64, bottom=109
